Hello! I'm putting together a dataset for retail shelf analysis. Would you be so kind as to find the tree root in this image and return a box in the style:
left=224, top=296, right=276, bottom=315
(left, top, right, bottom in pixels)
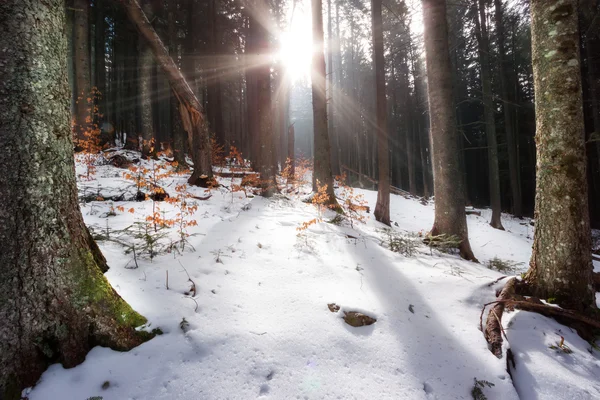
left=482, top=277, right=600, bottom=358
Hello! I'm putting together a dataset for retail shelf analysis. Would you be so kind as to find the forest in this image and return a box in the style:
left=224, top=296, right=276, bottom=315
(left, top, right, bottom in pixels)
left=1, top=0, right=600, bottom=399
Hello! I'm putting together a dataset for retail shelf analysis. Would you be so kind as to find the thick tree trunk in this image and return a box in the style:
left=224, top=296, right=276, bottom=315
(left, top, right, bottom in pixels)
left=311, top=0, right=338, bottom=206
left=0, top=2, right=149, bottom=398
left=494, top=0, right=523, bottom=218
left=422, top=0, right=476, bottom=261
left=123, top=0, right=213, bottom=186
left=372, top=0, right=390, bottom=225
left=73, top=0, right=92, bottom=145
left=474, top=0, right=504, bottom=230
left=524, top=0, right=595, bottom=312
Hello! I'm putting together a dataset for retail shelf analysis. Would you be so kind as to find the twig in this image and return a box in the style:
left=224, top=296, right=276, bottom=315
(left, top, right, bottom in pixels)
left=186, top=296, right=199, bottom=312
left=487, top=275, right=508, bottom=287
left=166, top=270, right=169, bottom=290
left=178, top=260, right=197, bottom=297
left=250, top=331, right=267, bottom=335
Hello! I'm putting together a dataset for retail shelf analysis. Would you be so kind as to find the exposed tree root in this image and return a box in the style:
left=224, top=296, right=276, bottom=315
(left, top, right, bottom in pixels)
left=482, top=277, right=600, bottom=358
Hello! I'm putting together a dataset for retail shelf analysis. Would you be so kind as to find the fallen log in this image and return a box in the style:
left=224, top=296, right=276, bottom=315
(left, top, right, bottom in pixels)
left=214, top=171, right=258, bottom=179
left=466, top=210, right=482, bottom=216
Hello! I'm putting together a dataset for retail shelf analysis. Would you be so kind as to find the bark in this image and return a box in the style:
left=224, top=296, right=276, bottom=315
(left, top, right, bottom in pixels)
left=311, top=0, right=338, bottom=206
left=0, top=2, right=149, bottom=398
left=524, top=0, right=595, bottom=311
left=474, top=0, right=504, bottom=230
left=372, top=0, right=390, bottom=225
left=123, top=0, right=213, bottom=186
left=73, top=0, right=92, bottom=145
left=422, top=0, right=476, bottom=261
left=494, top=0, right=523, bottom=217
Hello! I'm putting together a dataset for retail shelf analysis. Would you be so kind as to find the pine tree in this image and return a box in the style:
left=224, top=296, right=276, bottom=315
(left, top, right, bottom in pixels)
left=524, top=0, right=594, bottom=311
left=0, top=2, right=149, bottom=398
left=422, top=0, right=477, bottom=261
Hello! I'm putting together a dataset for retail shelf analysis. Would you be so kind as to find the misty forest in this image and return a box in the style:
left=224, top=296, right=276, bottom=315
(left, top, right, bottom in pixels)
left=2, top=0, right=600, bottom=399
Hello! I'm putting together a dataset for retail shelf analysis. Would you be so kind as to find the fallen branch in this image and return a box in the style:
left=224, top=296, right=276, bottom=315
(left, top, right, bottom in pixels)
left=191, top=194, right=212, bottom=201
left=466, top=210, right=482, bottom=216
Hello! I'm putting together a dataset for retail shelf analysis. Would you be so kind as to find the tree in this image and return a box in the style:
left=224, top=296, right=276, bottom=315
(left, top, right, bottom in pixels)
left=0, top=1, right=149, bottom=398
left=73, top=0, right=92, bottom=145
left=123, top=0, right=213, bottom=186
left=372, top=0, right=390, bottom=225
left=138, top=0, right=155, bottom=156
left=311, top=0, right=338, bottom=205
left=474, top=0, right=504, bottom=230
left=494, top=0, right=522, bottom=218
left=422, top=0, right=477, bottom=261
left=524, top=0, right=594, bottom=311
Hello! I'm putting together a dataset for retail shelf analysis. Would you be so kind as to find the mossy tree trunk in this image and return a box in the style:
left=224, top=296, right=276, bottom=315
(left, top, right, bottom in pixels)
left=422, top=0, right=477, bottom=261
left=0, top=2, right=150, bottom=398
left=524, top=0, right=595, bottom=312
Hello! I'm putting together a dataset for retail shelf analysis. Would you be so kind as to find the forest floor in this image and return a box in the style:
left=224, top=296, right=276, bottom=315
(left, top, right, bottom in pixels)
left=26, top=151, right=600, bottom=400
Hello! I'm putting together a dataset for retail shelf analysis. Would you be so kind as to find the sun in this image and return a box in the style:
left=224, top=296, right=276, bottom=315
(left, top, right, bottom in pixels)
left=277, top=6, right=313, bottom=82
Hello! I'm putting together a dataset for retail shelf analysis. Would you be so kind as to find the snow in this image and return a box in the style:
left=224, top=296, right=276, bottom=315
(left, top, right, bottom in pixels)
left=25, top=154, right=600, bottom=400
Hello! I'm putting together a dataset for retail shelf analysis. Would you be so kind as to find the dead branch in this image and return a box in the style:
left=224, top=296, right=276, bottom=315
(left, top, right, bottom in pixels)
left=191, top=194, right=212, bottom=201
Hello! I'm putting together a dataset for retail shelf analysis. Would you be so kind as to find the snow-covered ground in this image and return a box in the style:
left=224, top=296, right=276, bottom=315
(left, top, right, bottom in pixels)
left=25, top=154, right=600, bottom=400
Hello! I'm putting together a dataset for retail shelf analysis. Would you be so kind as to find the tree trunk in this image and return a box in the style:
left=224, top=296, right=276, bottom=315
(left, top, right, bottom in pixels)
left=422, top=0, right=476, bottom=261
left=288, top=123, right=296, bottom=178
left=94, top=0, right=107, bottom=126
left=256, top=8, right=277, bottom=196
left=0, top=2, right=149, bottom=398
left=372, top=0, right=390, bottom=224
left=474, top=0, right=504, bottom=230
left=245, top=8, right=260, bottom=167
left=494, top=0, right=522, bottom=217
left=73, top=0, right=92, bottom=145
left=206, top=0, right=225, bottom=145
left=524, top=0, right=595, bottom=312
left=123, top=0, right=213, bottom=186
left=168, top=0, right=187, bottom=167
left=327, top=0, right=340, bottom=176
left=311, top=0, right=338, bottom=206
left=138, top=0, right=155, bottom=156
